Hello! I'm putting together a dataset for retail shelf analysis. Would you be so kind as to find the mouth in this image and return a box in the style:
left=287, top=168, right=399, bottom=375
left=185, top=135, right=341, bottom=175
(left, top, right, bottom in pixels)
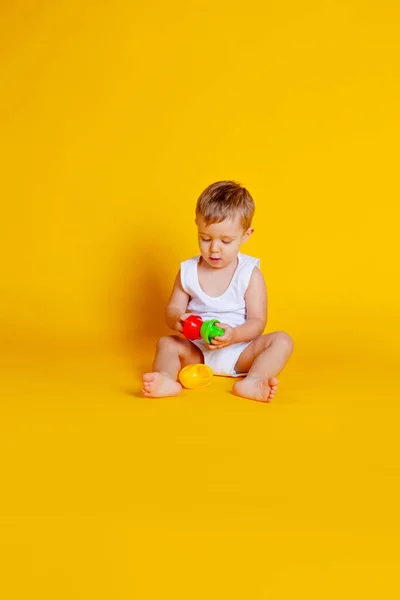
left=209, top=257, right=222, bottom=263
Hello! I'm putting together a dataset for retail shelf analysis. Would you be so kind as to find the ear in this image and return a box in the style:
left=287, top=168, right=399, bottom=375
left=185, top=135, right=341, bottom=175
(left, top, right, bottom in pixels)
left=241, top=227, right=254, bottom=243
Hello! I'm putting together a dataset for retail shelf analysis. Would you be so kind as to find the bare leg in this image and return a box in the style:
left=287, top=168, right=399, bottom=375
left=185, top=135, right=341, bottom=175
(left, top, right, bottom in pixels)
left=233, top=332, right=294, bottom=402
left=142, top=335, right=204, bottom=398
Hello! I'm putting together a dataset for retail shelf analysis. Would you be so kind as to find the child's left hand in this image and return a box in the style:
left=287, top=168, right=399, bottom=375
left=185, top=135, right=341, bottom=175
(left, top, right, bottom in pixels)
left=207, top=324, right=235, bottom=350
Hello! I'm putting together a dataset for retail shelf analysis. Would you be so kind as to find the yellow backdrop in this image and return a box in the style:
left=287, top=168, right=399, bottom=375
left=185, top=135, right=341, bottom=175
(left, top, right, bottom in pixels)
left=1, top=0, right=399, bottom=359
left=1, top=1, right=399, bottom=599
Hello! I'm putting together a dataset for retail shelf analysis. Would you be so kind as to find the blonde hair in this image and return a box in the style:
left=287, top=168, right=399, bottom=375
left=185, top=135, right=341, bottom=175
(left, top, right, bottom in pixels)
left=195, top=180, right=255, bottom=231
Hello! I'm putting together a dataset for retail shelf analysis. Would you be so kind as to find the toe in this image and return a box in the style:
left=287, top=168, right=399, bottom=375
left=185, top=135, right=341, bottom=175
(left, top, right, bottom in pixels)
left=143, top=372, right=156, bottom=382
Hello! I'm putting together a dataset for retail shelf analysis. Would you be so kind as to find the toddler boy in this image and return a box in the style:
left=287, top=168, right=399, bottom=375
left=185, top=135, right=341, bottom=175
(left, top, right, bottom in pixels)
left=142, top=180, right=294, bottom=402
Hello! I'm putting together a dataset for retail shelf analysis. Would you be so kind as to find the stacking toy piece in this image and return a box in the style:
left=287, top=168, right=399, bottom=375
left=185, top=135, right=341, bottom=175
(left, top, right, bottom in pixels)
left=178, top=364, right=213, bottom=389
left=183, top=315, right=225, bottom=344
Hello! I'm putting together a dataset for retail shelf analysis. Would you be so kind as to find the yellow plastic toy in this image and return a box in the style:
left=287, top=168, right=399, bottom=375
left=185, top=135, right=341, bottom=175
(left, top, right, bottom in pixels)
left=178, top=364, right=213, bottom=390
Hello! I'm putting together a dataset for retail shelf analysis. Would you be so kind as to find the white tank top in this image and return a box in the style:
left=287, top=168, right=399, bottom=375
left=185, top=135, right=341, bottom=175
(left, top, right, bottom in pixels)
left=180, top=252, right=260, bottom=328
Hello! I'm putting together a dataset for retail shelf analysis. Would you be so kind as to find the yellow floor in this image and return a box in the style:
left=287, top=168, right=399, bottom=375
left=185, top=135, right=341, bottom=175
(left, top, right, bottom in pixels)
left=1, top=341, right=399, bottom=599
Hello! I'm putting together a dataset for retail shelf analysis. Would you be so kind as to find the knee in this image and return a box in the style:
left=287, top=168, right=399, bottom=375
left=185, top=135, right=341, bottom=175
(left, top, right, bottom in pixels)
left=156, top=335, right=181, bottom=351
left=274, top=331, right=294, bottom=354
left=156, top=335, right=187, bottom=356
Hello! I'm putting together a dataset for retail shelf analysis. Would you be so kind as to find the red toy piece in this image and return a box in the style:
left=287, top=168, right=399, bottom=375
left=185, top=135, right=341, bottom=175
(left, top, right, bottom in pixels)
left=183, top=315, right=203, bottom=340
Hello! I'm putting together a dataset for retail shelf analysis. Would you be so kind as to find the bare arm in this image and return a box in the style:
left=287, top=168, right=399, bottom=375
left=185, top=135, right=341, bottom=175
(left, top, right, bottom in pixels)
left=165, top=269, right=190, bottom=332
left=232, top=267, right=267, bottom=344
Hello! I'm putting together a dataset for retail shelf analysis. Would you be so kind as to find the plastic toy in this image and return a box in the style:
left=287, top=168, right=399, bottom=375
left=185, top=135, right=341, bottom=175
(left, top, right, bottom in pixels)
left=178, top=364, right=213, bottom=389
left=183, top=315, right=225, bottom=344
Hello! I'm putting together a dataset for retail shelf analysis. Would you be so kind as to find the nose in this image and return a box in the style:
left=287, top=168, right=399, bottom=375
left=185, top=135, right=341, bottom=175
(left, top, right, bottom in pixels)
left=210, top=241, right=220, bottom=254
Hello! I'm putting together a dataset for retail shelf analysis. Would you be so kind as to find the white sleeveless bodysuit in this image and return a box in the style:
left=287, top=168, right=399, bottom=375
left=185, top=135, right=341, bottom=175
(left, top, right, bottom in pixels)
left=180, top=252, right=261, bottom=377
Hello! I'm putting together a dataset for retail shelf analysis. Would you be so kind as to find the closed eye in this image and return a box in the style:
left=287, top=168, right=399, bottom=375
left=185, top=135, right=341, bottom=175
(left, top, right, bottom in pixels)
left=201, top=238, right=232, bottom=244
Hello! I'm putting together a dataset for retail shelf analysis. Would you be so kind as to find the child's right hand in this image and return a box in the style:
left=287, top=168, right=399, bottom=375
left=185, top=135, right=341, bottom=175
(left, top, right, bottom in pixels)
left=175, top=313, right=192, bottom=334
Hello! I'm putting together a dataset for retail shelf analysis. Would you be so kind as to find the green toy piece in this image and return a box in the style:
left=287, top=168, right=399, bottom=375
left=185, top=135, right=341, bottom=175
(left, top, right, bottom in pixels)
left=200, top=319, right=225, bottom=344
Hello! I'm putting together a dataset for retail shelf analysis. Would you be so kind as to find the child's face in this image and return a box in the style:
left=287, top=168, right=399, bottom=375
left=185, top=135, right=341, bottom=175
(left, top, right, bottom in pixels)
left=196, top=214, right=254, bottom=269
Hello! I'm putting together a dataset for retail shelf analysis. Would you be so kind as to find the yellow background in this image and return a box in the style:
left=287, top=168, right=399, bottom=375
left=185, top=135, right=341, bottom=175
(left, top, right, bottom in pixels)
left=1, top=1, right=399, bottom=598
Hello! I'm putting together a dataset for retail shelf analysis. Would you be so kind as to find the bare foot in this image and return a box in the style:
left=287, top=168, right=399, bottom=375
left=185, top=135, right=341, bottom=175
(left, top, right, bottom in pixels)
left=232, top=376, right=279, bottom=402
left=142, top=372, right=182, bottom=398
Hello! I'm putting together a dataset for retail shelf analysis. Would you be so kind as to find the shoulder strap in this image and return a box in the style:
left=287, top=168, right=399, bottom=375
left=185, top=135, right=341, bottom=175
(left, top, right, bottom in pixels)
left=237, top=254, right=261, bottom=296
left=180, top=256, right=200, bottom=295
